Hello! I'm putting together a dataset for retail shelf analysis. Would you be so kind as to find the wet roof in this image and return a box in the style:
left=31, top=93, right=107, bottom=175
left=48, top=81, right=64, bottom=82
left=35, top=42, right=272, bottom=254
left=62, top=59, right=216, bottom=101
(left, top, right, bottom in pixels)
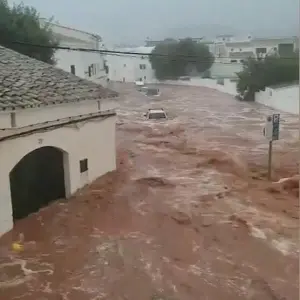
left=0, top=46, right=118, bottom=111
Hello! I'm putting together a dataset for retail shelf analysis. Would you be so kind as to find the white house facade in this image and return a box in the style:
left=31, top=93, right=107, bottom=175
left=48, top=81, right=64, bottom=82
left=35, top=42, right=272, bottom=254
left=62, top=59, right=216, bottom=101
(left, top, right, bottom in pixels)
left=0, top=46, right=118, bottom=236
left=107, top=46, right=156, bottom=83
left=224, top=36, right=298, bottom=61
left=209, top=35, right=298, bottom=79
left=40, top=19, right=108, bottom=86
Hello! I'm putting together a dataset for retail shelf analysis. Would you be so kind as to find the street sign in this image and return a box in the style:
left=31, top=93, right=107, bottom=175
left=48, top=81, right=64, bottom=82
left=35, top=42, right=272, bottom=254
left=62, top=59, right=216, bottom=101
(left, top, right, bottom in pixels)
left=263, top=113, right=280, bottom=180
left=272, top=113, right=280, bottom=140
left=263, top=113, right=280, bottom=141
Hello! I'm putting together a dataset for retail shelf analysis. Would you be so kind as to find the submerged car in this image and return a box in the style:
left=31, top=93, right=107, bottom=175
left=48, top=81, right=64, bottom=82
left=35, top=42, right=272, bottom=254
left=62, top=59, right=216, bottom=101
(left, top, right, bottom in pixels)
left=143, top=108, right=167, bottom=120
left=139, top=86, right=160, bottom=96
left=145, top=87, right=160, bottom=96
left=135, top=80, right=145, bottom=87
left=135, top=80, right=145, bottom=91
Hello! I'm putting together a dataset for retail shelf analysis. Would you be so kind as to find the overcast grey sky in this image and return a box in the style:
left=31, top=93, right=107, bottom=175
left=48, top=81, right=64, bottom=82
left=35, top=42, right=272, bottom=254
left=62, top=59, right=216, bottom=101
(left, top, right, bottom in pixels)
left=8, top=0, right=299, bottom=45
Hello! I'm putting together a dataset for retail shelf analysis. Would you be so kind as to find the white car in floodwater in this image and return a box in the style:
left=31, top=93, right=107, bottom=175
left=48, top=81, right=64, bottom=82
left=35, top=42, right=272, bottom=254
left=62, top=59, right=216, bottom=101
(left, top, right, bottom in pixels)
left=135, top=80, right=144, bottom=86
left=135, top=80, right=144, bottom=91
left=143, top=108, right=167, bottom=120
left=138, top=86, right=161, bottom=97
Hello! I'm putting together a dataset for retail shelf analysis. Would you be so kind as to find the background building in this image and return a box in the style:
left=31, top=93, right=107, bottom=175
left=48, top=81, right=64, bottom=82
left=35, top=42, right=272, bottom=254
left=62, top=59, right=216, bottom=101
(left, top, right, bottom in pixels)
left=40, top=18, right=108, bottom=85
left=106, top=35, right=298, bottom=83
left=107, top=46, right=155, bottom=83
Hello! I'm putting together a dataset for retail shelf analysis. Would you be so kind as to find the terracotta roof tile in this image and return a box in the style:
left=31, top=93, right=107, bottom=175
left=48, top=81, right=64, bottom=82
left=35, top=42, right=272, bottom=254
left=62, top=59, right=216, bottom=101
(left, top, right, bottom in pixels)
left=0, top=46, right=118, bottom=110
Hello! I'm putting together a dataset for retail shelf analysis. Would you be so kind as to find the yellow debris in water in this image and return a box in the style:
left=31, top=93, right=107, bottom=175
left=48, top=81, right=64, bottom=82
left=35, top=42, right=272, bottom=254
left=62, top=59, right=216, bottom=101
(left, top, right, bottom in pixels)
left=12, top=242, right=24, bottom=252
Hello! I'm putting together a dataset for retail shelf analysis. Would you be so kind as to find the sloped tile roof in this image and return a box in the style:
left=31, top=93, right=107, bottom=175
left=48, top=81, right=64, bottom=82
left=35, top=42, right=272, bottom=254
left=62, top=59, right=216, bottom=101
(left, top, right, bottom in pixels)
left=0, top=46, right=118, bottom=110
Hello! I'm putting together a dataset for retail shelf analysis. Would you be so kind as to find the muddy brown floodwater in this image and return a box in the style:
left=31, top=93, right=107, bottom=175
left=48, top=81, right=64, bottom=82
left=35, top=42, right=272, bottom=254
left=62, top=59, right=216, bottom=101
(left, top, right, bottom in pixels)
left=0, top=83, right=299, bottom=300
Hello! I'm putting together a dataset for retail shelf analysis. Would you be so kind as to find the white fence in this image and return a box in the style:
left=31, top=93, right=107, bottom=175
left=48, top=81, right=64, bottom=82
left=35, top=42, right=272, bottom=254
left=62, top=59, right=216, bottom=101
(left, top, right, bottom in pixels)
left=255, top=86, right=299, bottom=115
left=210, top=63, right=243, bottom=80
left=159, top=78, right=238, bottom=96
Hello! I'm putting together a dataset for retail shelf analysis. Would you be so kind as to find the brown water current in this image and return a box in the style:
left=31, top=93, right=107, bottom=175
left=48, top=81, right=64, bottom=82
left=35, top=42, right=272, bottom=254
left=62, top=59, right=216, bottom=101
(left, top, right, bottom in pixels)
left=0, top=83, right=299, bottom=300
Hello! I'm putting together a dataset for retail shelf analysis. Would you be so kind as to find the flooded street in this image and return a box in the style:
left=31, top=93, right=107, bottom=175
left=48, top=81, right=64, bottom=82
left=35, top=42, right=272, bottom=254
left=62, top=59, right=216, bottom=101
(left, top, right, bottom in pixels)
left=0, top=84, right=299, bottom=300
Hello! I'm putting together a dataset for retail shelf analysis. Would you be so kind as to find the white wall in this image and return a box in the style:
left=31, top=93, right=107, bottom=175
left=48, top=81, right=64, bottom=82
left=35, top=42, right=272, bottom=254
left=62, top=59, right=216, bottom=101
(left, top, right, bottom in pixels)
left=210, top=61, right=243, bottom=79
left=159, top=78, right=238, bottom=96
left=0, top=114, right=11, bottom=129
left=255, top=86, right=299, bottom=114
left=0, top=115, right=117, bottom=236
left=40, top=19, right=101, bottom=47
left=0, top=98, right=118, bottom=129
left=43, top=20, right=107, bottom=83
left=107, top=47, right=155, bottom=83
left=55, top=48, right=107, bottom=83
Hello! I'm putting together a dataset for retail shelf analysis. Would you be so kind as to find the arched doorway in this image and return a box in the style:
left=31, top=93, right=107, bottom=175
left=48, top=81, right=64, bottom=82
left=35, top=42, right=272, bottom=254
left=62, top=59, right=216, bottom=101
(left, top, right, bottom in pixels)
left=9, top=146, right=67, bottom=220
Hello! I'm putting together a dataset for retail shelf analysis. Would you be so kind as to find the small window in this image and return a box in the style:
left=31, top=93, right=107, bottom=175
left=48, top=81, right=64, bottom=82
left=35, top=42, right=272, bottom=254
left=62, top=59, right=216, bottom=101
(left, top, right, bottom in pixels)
left=88, top=66, right=92, bottom=77
left=144, top=76, right=146, bottom=80
left=139, top=64, right=146, bottom=70
left=80, top=159, right=88, bottom=173
left=123, top=64, right=126, bottom=67
left=70, top=65, right=76, bottom=75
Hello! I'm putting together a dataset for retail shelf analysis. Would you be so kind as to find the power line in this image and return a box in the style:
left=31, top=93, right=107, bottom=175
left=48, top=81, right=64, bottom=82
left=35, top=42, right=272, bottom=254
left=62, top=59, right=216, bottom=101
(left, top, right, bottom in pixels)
left=10, top=40, right=299, bottom=61
left=9, top=41, right=232, bottom=64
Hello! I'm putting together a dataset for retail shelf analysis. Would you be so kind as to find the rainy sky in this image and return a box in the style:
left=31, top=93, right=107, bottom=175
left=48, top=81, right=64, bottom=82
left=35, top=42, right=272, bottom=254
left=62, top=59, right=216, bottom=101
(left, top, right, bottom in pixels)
left=7, top=0, right=299, bottom=46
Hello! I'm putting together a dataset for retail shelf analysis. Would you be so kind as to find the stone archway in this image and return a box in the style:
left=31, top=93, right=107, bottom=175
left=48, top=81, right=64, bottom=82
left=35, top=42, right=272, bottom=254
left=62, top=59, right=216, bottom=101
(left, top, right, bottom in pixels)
left=9, top=146, right=68, bottom=220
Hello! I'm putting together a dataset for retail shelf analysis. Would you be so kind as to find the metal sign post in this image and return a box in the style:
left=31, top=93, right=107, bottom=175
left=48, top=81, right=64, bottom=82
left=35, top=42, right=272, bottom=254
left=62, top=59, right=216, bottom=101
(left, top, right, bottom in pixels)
left=267, top=140, right=273, bottom=180
left=263, top=114, right=280, bottom=180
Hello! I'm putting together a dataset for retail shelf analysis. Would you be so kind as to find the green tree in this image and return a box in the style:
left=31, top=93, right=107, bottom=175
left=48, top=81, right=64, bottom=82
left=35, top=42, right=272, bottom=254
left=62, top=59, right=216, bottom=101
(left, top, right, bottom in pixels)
left=0, top=0, right=58, bottom=64
left=237, top=52, right=299, bottom=101
left=149, top=38, right=214, bottom=80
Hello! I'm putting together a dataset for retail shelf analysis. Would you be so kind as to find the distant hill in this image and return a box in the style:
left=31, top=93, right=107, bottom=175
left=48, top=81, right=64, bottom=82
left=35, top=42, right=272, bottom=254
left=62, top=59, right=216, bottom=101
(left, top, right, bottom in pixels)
left=156, top=24, right=297, bottom=41
left=104, top=23, right=298, bottom=47
left=161, top=24, right=241, bottom=40
left=251, top=26, right=297, bottom=38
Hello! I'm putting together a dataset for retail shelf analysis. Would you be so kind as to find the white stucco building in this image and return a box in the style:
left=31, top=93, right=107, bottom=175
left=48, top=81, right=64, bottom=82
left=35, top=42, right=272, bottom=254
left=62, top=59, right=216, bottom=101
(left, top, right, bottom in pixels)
left=109, top=35, right=298, bottom=83
left=0, top=46, right=118, bottom=236
left=224, top=36, right=297, bottom=60
left=107, top=46, right=156, bottom=83
left=209, top=35, right=298, bottom=79
left=40, top=19, right=108, bottom=85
